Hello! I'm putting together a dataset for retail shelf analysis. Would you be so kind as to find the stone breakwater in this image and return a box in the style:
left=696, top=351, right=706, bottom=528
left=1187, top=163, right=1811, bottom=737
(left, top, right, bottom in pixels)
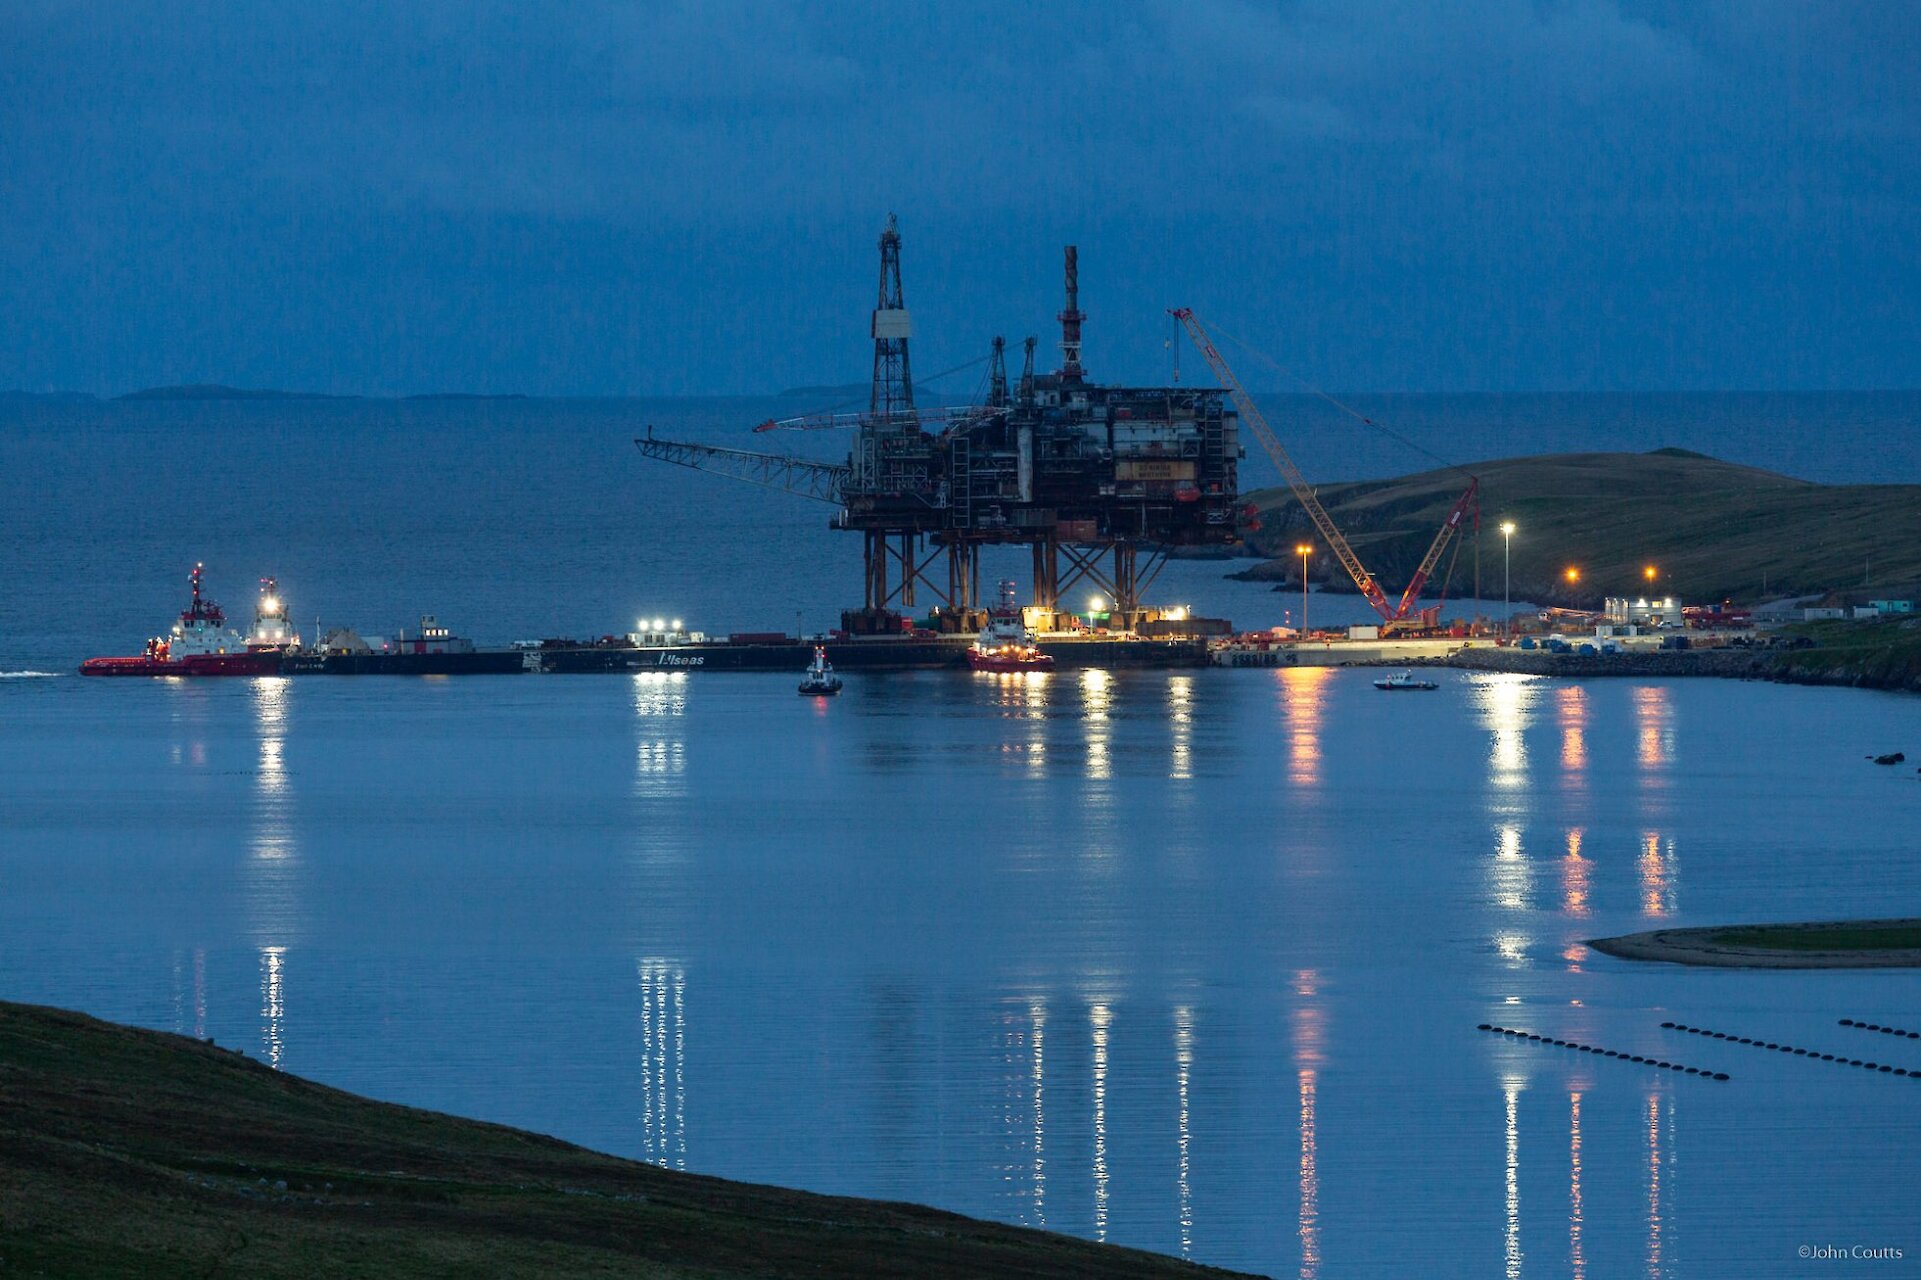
left=1442, top=645, right=1921, bottom=694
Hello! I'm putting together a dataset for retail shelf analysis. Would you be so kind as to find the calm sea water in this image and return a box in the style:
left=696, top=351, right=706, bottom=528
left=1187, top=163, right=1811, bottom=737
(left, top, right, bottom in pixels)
left=3, top=396, right=1920, bottom=1277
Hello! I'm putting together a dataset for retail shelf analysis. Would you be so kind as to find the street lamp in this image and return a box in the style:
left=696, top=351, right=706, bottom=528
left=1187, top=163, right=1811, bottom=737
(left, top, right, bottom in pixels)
left=1295, top=543, right=1313, bottom=635
left=1565, top=567, right=1581, bottom=584
left=1499, top=521, right=1516, bottom=637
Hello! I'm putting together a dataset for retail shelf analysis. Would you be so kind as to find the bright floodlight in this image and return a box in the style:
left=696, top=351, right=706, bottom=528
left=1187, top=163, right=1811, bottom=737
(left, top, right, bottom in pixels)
left=672, top=619, right=682, bottom=630
left=1295, top=543, right=1312, bottom=555
left=1089, top=595, right=1105, bottom=612
left=1644, top=565, right=1657, bottom=580
left=1500, top=521, right=1516, bottom=536
left=1565, top=567, right=1580, bottom=582
left=261, top=596, right=280, bottom=614
left=653, top=618, right=666, bottom=631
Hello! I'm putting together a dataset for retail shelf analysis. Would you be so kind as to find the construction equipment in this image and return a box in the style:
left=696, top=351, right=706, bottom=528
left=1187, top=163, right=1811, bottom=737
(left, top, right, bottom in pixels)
left=1170, top=307, right=1476, bottom=634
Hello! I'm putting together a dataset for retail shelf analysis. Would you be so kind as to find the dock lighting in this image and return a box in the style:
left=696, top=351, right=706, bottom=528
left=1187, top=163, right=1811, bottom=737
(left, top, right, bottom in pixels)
left=1644, top=565, right=1658, bottom=582
left=1296, top=544, right=1313, bottom=634
left=1565, top=567, right=1581, bottom=584
left=1089, top=595, right=1105, bottom=613
left=1500, top=523, right=1516, bottom=637
left=672, top=619, right=682, bottom=631
left=654, top=618, right=666, bottom=631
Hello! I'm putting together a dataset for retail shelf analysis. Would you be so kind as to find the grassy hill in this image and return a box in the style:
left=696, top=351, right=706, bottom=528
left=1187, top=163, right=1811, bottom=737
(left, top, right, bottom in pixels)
left=0, top=1000, right=1254, bottom=1279
left=1240, top=449, right=1921, bottom=608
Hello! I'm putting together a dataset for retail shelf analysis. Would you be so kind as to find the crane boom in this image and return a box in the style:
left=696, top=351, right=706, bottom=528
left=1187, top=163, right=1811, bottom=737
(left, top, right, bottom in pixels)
left=1393, top=477, right=1478, bottom=619
left=634, top=429, right=849, bottom=504
left=1169, top=308, right=1392, bottom=618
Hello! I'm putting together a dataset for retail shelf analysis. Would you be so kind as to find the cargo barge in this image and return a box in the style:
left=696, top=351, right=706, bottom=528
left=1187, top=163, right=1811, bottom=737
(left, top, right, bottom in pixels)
left=85, top=569, right=1213, bottom=677
left=284, top=633, right=1209, bottom=675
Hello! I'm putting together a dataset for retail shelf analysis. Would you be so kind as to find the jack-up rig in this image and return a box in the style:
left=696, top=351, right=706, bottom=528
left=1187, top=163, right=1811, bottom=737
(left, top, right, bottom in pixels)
left=636, top=218, right=1475, bottom=637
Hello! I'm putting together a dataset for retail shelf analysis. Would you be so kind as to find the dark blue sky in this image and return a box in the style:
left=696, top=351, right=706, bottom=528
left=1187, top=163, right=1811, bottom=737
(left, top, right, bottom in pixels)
left=4, top=1, right=1916, bottom=395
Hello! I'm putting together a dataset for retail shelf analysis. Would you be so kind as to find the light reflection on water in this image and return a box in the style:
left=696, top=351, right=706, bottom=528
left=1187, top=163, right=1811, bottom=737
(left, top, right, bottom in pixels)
left=1569, top=1090, right=1586, bottom=1280
left=1276, top=666, right=1330, bottom=789
left=5, top=670, right=1921, bottom=1277
left=1173, top=1004, right=1194, bottom=1259
left=1294, top=969, right=1323, bottom=1280
left=1089, top=1000, right=1112, bottom=1243
left=1504, top=1074, right=1526, bottom=1280
left=638, top=958, right=687, bottom=1168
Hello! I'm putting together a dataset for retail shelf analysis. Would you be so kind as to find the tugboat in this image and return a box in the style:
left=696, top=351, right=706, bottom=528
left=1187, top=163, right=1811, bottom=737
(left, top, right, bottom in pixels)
left=968, top=586, right=1055, bottom=673
left=797, top=645, right=843, bottom=696
left=1372, top=669, right=1439, bottom=691
left=80, top=565, right=285, bottom=677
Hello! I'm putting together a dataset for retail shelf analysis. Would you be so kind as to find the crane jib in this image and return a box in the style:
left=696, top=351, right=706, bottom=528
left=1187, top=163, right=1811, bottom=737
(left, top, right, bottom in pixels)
left=1171, top=308, right=1477, bottom=629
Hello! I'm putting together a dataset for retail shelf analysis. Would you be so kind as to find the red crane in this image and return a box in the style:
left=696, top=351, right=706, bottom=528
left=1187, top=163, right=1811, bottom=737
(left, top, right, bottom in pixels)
left=1170, top=308, right=1477, bottom=634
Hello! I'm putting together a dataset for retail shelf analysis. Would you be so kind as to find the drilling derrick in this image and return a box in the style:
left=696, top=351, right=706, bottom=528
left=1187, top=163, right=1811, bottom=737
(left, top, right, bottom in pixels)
left=1058, top=245, right=1086, bottom=383
left=869, top=215, right=914, bottom=424
left=842, top=216, right=958, bottom=629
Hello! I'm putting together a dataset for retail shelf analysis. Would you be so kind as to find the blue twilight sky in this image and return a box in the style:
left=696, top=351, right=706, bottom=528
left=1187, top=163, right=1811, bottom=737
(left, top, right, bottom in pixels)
left=2, top=0, right=1917, bottom=397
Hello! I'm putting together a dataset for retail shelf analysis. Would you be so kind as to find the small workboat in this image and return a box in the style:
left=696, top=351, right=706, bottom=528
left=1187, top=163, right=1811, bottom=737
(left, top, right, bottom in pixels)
left=798, top=645, right=843, bottom=696
left=1373, top=670, right=1438, bottom=691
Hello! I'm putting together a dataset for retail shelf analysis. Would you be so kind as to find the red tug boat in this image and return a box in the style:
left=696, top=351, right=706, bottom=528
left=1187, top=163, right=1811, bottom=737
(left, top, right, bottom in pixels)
left=80, top=565, right=296, bottom=677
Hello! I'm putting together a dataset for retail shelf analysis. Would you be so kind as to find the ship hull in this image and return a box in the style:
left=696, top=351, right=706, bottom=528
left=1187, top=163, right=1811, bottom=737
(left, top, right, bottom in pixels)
left=967, top=650, right=1056, bottom=673
left=80, top=651, right=284, bottom=676
left=79, top=656, right=180, bottom=677
left=180, top=652, right=283, bottom=677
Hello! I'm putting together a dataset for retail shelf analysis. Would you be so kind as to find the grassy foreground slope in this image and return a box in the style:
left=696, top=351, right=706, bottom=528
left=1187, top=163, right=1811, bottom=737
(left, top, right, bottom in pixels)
left=1242, top=449, right=1921, bottom=607
left=0, top=1001, right=1255, bottom=1279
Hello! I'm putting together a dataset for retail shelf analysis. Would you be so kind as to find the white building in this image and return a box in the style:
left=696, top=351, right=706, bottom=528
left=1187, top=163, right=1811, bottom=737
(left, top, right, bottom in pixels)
left=1605, top=596, right=1684, bottom=627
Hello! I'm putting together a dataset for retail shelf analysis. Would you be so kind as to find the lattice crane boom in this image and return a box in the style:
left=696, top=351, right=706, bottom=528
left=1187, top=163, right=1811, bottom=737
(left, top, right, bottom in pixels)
left=634, top=429, right=849, bottom=505
left=1169, top=308, right=1393, bottom=618
left=1394, top=477, right=1478, bottom=619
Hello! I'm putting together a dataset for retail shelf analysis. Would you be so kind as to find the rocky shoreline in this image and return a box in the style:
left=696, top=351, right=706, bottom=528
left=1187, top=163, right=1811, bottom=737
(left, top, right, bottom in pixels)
left=1440, top=645, right=1921, bottom=694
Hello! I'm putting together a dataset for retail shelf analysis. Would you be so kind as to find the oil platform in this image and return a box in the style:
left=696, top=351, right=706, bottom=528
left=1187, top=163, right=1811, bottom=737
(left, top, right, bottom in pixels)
left=637, top=218, right=1243, bottom=633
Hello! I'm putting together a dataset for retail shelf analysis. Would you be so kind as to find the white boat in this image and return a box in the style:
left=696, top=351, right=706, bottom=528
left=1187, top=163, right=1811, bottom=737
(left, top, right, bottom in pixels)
left=798, top=645, right=843, bottom=696
left=1373, top=669, right=1438, bottom=691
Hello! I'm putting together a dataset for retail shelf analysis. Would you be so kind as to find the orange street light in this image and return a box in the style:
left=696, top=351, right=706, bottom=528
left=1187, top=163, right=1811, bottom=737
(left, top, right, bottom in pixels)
left=1643, top=564, right=1658, bottom=582
left=1565, top=566, right=1581, bottom=583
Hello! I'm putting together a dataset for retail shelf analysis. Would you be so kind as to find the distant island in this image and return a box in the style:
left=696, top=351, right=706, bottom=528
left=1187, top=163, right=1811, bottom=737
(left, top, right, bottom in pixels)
left=776, top=382, right=872, bottom=399
left=115, top=383, right=358, bottom=402
left=402, top=392, right=529, bottom=402
left=109, top=385, right=531, bottom=403
left=0, top=389, right=100, bottom=402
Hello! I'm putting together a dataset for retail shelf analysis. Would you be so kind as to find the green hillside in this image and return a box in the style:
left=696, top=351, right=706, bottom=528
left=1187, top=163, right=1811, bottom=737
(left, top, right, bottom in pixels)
left=0, top=1000, right=1252, bottom=1279
left=1240, top=449, right=1921, bottom=608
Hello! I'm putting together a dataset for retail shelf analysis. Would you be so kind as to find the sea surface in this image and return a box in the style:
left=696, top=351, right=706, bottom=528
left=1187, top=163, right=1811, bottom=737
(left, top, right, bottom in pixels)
left=3, top=395, right=1920, bottom=1277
